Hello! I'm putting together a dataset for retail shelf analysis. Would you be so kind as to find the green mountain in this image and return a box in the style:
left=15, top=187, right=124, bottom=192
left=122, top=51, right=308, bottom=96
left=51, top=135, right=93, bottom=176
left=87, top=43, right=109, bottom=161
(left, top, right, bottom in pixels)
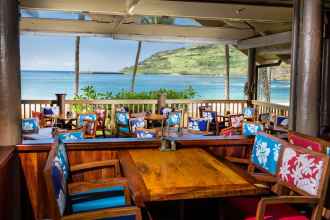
left=121, top=44, right=290, bottom=80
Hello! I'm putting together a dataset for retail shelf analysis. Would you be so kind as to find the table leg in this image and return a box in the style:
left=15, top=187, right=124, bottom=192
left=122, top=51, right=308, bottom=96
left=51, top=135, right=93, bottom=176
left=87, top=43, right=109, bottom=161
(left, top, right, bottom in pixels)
left=179, top=200, right=185, bottom=220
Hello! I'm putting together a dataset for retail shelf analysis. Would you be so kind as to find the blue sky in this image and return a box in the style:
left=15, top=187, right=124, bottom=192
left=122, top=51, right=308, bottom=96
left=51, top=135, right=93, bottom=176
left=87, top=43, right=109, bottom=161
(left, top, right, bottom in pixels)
left=20, top=10, right=200, bottom=72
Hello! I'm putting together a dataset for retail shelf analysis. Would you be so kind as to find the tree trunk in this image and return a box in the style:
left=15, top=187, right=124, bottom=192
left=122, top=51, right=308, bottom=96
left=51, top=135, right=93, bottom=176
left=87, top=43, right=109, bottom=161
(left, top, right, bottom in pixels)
left=131, top=41, right=142, bottom=92
left=224, top=45, right=230, bottom=99
left=74, top=35, right=80, bottom=96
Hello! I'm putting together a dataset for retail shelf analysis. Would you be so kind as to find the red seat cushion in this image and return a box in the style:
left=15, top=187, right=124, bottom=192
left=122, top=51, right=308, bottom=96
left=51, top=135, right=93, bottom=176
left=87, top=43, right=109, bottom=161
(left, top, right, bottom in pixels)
left=227, top=197, right=309, bottom=220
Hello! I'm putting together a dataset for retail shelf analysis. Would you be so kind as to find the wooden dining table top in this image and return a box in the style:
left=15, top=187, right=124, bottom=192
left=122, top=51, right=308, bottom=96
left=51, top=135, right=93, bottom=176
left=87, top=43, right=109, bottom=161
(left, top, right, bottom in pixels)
left=119, top=148, right=259, bottom=207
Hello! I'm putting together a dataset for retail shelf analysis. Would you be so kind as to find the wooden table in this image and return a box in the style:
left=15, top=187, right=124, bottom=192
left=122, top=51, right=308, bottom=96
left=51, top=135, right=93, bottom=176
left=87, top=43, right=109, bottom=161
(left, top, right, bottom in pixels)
left=119, top=148, right=259, bottom=207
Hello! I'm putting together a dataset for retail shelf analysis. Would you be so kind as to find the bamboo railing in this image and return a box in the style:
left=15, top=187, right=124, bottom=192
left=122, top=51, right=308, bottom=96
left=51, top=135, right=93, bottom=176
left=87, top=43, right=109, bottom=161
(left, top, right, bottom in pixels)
left=21, top=99, right=289, bottom=128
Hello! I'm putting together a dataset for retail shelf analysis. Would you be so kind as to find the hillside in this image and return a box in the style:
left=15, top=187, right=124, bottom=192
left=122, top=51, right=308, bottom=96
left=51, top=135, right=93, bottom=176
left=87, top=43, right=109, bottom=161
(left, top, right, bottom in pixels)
left=121, top=44, right=290, bottom=80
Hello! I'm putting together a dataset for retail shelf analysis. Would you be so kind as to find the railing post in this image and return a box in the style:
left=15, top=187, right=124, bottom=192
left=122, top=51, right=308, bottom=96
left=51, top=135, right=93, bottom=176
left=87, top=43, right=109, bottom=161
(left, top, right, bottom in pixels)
left=111, top=104, right=116, bottom=134
left=56, top=94, right=66, bottom=118
left=158, top=93, right=167, bottom=113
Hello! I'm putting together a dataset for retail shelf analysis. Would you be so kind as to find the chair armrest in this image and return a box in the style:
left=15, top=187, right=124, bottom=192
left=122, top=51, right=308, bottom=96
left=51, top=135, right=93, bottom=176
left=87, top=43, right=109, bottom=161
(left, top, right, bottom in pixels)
left=70, top=159, right=120, bottom=177
left=225, top=156, right=250, bottom=164
left=251, top=173, right=277, bottom=183
left=256, top=196, right=319, bottom=220
left=62, top=206, right=142, bottom=220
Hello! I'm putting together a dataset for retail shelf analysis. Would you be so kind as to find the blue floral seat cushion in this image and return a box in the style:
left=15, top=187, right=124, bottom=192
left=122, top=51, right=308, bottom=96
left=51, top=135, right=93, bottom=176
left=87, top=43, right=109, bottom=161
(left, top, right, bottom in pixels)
left=251, top=133, right=282, bottom=175
left=22, top=118, right=39, bottom=133
left=188, top=118, right=208, bottom=131
left=160, top=107, right=172, bottom=116
left=70, top=186, right=126, bottom=213
left=129, top=118, right=145, bottom=132
left=202, top=111, right=216, bottom=123
left=242, top=122, right=264, bottom=136
left=135, top=130, right=157, bottom=138
left=116, top=112, right=129, bottom=126
left=276, top=116, right=289, bottom=127
left=243, top=107, right=255, bottom=118
left=58, top=131, right=84, bottom=142
left=52, top=157, right=67, bottom=215
left=167, top=112, right=181, bottom=127
left=78, top=114, right=97, bottom=127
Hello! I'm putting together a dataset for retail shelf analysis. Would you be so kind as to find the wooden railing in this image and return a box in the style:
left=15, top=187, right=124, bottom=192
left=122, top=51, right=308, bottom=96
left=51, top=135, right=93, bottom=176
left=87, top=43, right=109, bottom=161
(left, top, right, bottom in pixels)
left=21, top=99, right=248, bottom=128
left=252, top=100, right=289, bottom=116
left=21, top=99, right=289, bottom=128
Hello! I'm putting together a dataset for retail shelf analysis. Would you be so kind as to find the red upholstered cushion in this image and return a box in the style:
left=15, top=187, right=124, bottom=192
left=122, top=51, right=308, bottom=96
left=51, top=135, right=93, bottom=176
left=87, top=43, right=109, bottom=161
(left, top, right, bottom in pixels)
left=288, top=133, right=323, bottom=152
left=227, top=197, right=308, bottom=220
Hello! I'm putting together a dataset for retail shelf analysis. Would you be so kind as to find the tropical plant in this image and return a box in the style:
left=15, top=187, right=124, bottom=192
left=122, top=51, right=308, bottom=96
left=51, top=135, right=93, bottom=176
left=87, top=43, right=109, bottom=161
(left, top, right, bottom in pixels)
left=130, top=16, right=175, bottom=92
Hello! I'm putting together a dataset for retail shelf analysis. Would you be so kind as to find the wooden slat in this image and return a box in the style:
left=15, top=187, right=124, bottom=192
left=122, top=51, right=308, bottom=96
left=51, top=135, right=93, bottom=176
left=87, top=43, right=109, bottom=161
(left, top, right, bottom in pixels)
left=237, top=31, right=292, bottom=49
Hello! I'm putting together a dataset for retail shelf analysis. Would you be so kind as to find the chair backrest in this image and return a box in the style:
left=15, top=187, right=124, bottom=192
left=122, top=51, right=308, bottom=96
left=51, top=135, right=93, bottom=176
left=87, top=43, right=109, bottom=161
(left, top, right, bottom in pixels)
left=44, top=142, right=70, bottom=219
left=220, top=127, right=236, bottom=136
left=129, top=117, right=145, bottom=133
left=22, top=118, right=39, bottom=134
left=167, top=111, right=182, bottom=127
left=199, top=106, right=212, bottom=117
left=82, top=119, right=97, bottom=138
left=275, top=115, right=288, bottom=128
left=42, top=106, right=59, bottom=117
left=258, top=113, right=271, bottom=123
left=202, top=111, right=217, bottom=123
left=115, top=111, right=130, bottom=127
left=229, top=114, right=244, bottom=128
left=277, top=144, right=330, bottom=198
left=95, top=109, right=107, bottom=128
left=77, top=113, right=97, bottom=127
left=243, top=107, right=255, bottom=119
left=288, top=131, right=329, bottom=153
left=242, top=122, right=264, bottom=137
left=160, top=107, right=173, bottom=117
left=251, top=132, right=284, bottom=175
left=57, top=130, right=84, bottom=142
left=188, top=117, right=209, bottom=132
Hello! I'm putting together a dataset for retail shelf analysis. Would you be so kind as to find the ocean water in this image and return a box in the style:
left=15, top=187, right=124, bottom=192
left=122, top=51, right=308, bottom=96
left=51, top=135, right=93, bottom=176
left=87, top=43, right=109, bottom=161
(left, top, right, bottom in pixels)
left=21, top=70, right=290, bottom=105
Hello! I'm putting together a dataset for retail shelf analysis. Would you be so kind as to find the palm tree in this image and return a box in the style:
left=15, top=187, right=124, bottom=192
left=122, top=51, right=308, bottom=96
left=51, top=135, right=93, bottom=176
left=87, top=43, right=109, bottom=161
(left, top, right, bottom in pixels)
left=130, top=16, right=175, bottom=92
left=74, top=14, right=84, bottom=96
left=224, top=44, right=230, bottom=99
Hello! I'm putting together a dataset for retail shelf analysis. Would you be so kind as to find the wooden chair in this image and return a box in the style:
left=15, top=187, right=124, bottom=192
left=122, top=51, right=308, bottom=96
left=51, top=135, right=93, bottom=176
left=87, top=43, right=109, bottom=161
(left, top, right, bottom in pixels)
left=226, top=143, right=330, bottom=220
left=223, top=114, right=244, bottom=135
left=164, top=110, right=183, bottom=136
left=115, top=111, right=131, bottom=137
left=32, top=111, right=55, bottom=128
left=200, top=110, right=219, bottom=135
left=95, top=109, right=108, bottom=137
left=43, top=141, right=142, bottom=220
left=77, top=113, right=97, bottom=128
left=288, top=131, right=329, bottom=153
left=187, top=117, right=210, bottom=135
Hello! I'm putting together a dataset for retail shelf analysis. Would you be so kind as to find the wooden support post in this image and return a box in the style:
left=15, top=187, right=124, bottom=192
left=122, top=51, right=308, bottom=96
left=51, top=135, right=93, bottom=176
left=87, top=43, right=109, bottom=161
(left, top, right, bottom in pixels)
left=56, top=94, right=66, bottom=118
left=296, top=0, right=322, bottom=136
left=224, top=45, right=230, bottom=100
left=0, top=0, right=21, bottom=146
left=247, top=48, right=256, bottom=105
left=289, top=0, right=301, bottom=131
left=158, top=93, right=167, bottom=113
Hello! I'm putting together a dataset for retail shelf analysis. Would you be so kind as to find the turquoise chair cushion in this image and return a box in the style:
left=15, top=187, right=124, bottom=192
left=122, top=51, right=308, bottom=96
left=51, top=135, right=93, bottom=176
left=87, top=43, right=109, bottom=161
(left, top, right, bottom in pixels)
left=118, top=127, right=130, bottom=133
left=71, top=186, right=126, bottom=213
left=135, top=130, right=156, bottom=138
left=251, top=133, right=283, bottom=175
left=243, top=107, right=255, bottom=118
left=242, top=122, right=264, bottom=136
left=116, top=112, right=129, bottom=126
left=22, top=118, right=39, bottom=133
left=129, top=117, right=145, bottom=132
left=188, top=118, right=208, bottom=131
left=58, top=131, right=84, bottom=142
left=167, top=112, right=181, bottom=127
left=78, top=114, right=97, bottom=127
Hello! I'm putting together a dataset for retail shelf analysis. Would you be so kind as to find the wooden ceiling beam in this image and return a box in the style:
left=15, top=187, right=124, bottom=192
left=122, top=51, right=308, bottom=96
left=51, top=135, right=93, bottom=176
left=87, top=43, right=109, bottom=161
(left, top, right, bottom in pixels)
left=237, top=31, right=292, bottom=49
left=20, top=18, right=255, bottom=43
left=20, top=0, right=292, bottom=22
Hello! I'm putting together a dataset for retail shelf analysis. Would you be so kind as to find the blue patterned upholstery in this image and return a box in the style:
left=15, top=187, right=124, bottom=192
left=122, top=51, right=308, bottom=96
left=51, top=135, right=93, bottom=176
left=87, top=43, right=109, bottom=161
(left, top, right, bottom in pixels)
left=276, top=116, right=288, bottom=127
left=115, top=112, right=129, bottom=126
left=78, top=113, right=97, bottom=127
left=202, top=111, right=216, bottom=123
left=129, top=117, right=145, bottom=132
left=251, top=133, right=283, bottom=175
left=160, top=107, right=172, bottom=116
left=22, top=118, right=39, bottom=133
left=188, top=118, right=208, bottom=131
left=242, top=122, right=264, bottom=136
left=58, top=131, right=84, bottom=142
left=243, top=107, right=255, bottom=118
left=135, top=130, right=157, bottom=138
left=167, top=112, right=181, bottom=127
left=71, top=186, right=126, bottom=213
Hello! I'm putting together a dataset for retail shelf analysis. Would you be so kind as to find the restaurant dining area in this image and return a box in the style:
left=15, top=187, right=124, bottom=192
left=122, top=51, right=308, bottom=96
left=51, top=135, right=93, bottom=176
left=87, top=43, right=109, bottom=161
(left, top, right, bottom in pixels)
left=3, top=0, right=330, bottom=220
